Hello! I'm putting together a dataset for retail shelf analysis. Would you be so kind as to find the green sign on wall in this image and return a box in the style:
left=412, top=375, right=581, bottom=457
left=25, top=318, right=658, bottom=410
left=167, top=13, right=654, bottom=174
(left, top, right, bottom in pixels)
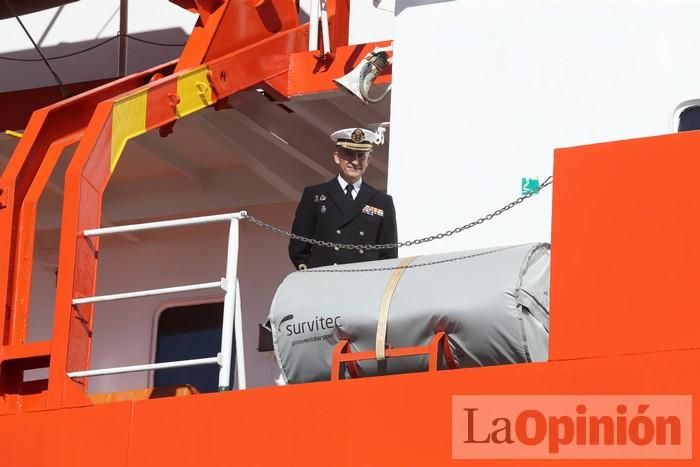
left=521, top=177, right=540, bottom=195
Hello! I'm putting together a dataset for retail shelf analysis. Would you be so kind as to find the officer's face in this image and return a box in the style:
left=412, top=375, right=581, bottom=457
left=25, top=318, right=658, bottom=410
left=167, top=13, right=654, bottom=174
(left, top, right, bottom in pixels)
left=334, top=149, right=371, bottom=183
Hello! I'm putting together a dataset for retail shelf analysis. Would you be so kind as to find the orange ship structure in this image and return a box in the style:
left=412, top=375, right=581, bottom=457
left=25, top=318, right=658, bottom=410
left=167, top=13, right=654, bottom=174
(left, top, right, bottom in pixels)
left=0, top=0, right=698, bottom=465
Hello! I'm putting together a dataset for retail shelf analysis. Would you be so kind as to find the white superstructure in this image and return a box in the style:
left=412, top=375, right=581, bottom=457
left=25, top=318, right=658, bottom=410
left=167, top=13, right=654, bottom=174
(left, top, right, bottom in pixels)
left=390, top=0, right=700, bottom=256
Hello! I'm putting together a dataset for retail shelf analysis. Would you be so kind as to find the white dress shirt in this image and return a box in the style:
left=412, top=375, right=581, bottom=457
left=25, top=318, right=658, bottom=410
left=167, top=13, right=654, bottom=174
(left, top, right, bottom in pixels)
left=336, top=175, right=362, bottom=199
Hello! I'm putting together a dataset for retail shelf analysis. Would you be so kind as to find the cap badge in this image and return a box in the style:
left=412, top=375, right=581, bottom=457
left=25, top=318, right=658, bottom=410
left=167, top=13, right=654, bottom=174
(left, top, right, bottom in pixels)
left=319, top=194, right=327, bottom=201
left=351, top=128, right=365, bottom=143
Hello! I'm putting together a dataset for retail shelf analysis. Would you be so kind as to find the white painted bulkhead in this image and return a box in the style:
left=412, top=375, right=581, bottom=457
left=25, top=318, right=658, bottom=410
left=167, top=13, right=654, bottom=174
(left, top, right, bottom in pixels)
left=389, top=0, right=700, bottom=256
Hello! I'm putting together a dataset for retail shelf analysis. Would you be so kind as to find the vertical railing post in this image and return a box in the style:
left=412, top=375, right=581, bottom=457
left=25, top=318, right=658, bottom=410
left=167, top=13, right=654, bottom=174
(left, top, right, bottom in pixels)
left=218, top=216, right=244, bottom=390
left=320, top=0, right=331, bottom=55
left=309, top=0, right=319, bottom=51
left=233, top=279, right=246, bottom=389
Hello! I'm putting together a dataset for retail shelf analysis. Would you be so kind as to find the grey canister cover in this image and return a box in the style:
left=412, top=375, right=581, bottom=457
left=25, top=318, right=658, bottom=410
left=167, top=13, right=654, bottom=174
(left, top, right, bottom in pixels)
left=270, top=243, right=550, bottom=384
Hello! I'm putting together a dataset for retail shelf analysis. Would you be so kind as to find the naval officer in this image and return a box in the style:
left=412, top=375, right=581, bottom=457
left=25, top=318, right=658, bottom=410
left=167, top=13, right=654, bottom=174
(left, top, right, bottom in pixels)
left=289, top=127, right=398, bottom=270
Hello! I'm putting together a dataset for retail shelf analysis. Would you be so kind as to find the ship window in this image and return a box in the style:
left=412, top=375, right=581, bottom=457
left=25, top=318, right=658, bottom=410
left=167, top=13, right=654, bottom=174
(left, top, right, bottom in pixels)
left=678, top=105, right=700, bottom=132
left=154, top=302, right=234, bottom=393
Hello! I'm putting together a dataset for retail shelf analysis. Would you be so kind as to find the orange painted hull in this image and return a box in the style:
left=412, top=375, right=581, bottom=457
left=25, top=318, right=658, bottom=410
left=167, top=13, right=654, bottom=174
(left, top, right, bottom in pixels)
left=0, top=350, right=696, bottom=466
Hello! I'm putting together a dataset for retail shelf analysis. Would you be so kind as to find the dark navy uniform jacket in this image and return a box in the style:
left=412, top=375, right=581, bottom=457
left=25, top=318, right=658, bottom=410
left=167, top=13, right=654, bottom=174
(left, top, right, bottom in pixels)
left=289, top=179, right=398, bottom=269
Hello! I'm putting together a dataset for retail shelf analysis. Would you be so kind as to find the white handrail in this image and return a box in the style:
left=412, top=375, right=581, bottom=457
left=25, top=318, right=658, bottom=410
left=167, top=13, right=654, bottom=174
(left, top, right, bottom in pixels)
left=309, top=0, right=319, bottom=51
left=68, top=211, right=246, bottom=391
left=320, top=0, right=331, bottom=55
left=67, top=356, right=220, bottom=378
left=72, top=281, right=224, bottom=305
left=82, top=211, right=246, bottom=237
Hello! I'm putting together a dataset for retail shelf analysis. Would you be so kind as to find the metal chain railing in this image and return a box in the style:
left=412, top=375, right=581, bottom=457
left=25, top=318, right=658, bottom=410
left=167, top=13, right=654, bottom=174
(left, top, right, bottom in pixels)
left=242, top=176, right=552, bottom=251
left=299, top=245, right=520, bottom=273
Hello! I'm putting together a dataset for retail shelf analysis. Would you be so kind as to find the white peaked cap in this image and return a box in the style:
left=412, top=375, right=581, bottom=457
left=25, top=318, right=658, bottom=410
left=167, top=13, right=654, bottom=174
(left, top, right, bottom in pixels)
left=330, top=127, right=380, bottom=151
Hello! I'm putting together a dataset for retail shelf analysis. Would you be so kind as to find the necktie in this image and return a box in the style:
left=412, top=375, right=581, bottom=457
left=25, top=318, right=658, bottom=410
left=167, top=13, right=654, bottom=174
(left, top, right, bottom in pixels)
left=345, top=184, right=354, bottom=202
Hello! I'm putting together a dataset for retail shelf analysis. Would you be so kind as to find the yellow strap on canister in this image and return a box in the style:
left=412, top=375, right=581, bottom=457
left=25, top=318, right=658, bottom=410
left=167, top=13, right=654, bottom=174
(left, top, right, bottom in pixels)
left=375, top=256, right=418, bottom=360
